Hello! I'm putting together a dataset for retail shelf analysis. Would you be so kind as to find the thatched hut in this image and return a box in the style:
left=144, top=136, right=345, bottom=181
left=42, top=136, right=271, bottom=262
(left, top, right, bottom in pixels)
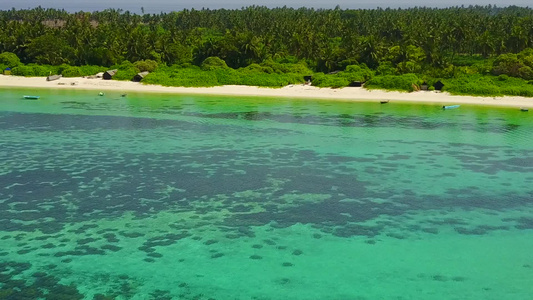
left=103, top=69, right=117, bottom=80
left=420, top=82, right=429, bottom=90
left=433, top=80, right=444, bottom=91
left=133, top=71, right=149, bottom=82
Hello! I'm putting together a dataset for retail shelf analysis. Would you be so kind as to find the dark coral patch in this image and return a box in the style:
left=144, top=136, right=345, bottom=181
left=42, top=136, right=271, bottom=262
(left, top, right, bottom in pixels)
left=41, top=243, right=57, bottom=249
left=103, top=233, right=119, bottom=243
left=119, top=231, right=145, bottom=238
left=77, top=238, right=98, bottom=245
left=101, top=244, right=122, bottom=252
left=292, top=249, right=303, bottom=256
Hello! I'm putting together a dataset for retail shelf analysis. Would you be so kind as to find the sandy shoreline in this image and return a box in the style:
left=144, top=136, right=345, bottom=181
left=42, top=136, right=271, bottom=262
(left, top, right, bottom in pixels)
left=1, top=75, right=532, bottom=108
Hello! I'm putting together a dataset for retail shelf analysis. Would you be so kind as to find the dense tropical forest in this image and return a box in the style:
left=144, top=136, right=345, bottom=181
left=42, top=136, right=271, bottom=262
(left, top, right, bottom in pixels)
left=1, top=5, right=533, bottom=96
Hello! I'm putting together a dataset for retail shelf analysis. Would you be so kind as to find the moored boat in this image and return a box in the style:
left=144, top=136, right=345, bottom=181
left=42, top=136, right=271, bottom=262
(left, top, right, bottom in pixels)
left=23, top=95, right=40, bottom=99
left=443, top=104, right=460, bottom=110
left=520, top=107, right=529, bottom=112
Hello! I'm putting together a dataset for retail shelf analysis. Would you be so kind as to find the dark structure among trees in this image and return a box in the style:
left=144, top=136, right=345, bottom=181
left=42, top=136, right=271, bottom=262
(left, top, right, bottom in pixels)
left=133, top=71, right=149, bottom=82
left=103, top=69, right=117, bottom=80
left=349, top=81, right=363, bottom=87
left=433, top=80, right=445, bottom=91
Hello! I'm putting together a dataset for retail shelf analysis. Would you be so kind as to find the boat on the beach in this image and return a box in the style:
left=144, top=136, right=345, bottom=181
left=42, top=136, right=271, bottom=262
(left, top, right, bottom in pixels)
left=23, top=95, right=40, bottom=99
left=46, top=74, right=62, bottom=81
left=443, top=105, right=460, bottom=110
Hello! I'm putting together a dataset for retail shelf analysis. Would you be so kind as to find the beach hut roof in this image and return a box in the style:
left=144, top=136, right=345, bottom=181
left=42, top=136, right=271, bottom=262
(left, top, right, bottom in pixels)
left=103, top=69, right=118, bottom=80
left=133, top=71, right=149, bottom=82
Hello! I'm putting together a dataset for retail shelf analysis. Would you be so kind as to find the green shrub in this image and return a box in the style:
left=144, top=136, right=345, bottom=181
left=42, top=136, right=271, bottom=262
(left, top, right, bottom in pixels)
left=365, top=74, right=421, bottom=92
left=311, top=73, right=350, bottom=88
left=376, top=62, right=398, bottom=75
left=498, top=74, right=509, bottom=81
left=240, top=63, right=274, bottom=74
left=78, top=65, right=107, bottom=76
left=10, top=65, right=59, bottom=76
left=492, top=53, right=523, bottom=77
left=109, top=61, right=140, bottom=80
left=0, top=52, right=22, bottom=68
left=139, top=62, right=305, bottom=88
left=309, top=65, right=374, bottom=88
left=518, top=66, right=533, bottom=80
left=518, top=48, right=533, bottom=60
left=442, top=74, right=533, bottom=97
left=10, top=66, right=29, bottom=76
left=134, top=59, right=158, bottom=72
left=61, top=66, right=82, bottom=77
left=112, top=68, right=140, bottom=81
left=522, top=56, right=533, bottom=69
left=201, top=57, right=229, bottom=71
left=343, top=64, right=373, bottom=81
left=142, top=67, right=218, bottom=87
left=214, top=68, right=242, bottom=85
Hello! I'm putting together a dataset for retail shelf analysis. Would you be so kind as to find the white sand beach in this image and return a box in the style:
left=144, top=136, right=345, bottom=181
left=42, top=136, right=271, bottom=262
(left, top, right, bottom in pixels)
left=1, top=75, right=532, bottom=108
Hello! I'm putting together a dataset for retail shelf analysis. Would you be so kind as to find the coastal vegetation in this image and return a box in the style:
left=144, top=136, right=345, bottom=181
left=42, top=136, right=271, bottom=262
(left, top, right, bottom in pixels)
left=1, top=6, right=533, bottom=96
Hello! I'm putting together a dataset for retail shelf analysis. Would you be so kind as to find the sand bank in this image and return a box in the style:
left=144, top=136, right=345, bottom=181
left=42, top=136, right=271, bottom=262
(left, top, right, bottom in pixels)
left=1, top=75, right=532, bottom=108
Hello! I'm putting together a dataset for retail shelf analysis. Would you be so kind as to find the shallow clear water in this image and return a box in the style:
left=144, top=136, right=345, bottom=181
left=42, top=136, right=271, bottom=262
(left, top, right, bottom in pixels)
left=1, top=88, right=532, bottom=300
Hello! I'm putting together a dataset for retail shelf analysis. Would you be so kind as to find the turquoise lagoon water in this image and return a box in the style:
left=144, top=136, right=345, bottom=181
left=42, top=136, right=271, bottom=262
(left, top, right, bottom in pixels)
left=0, top=88, right=532, bottom=300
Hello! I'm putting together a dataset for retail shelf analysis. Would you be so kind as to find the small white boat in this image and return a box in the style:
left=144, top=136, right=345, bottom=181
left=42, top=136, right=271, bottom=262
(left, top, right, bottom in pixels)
left=520, top=107, right=529, bottom=112
left=23, top=95, right=40, bottom=99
